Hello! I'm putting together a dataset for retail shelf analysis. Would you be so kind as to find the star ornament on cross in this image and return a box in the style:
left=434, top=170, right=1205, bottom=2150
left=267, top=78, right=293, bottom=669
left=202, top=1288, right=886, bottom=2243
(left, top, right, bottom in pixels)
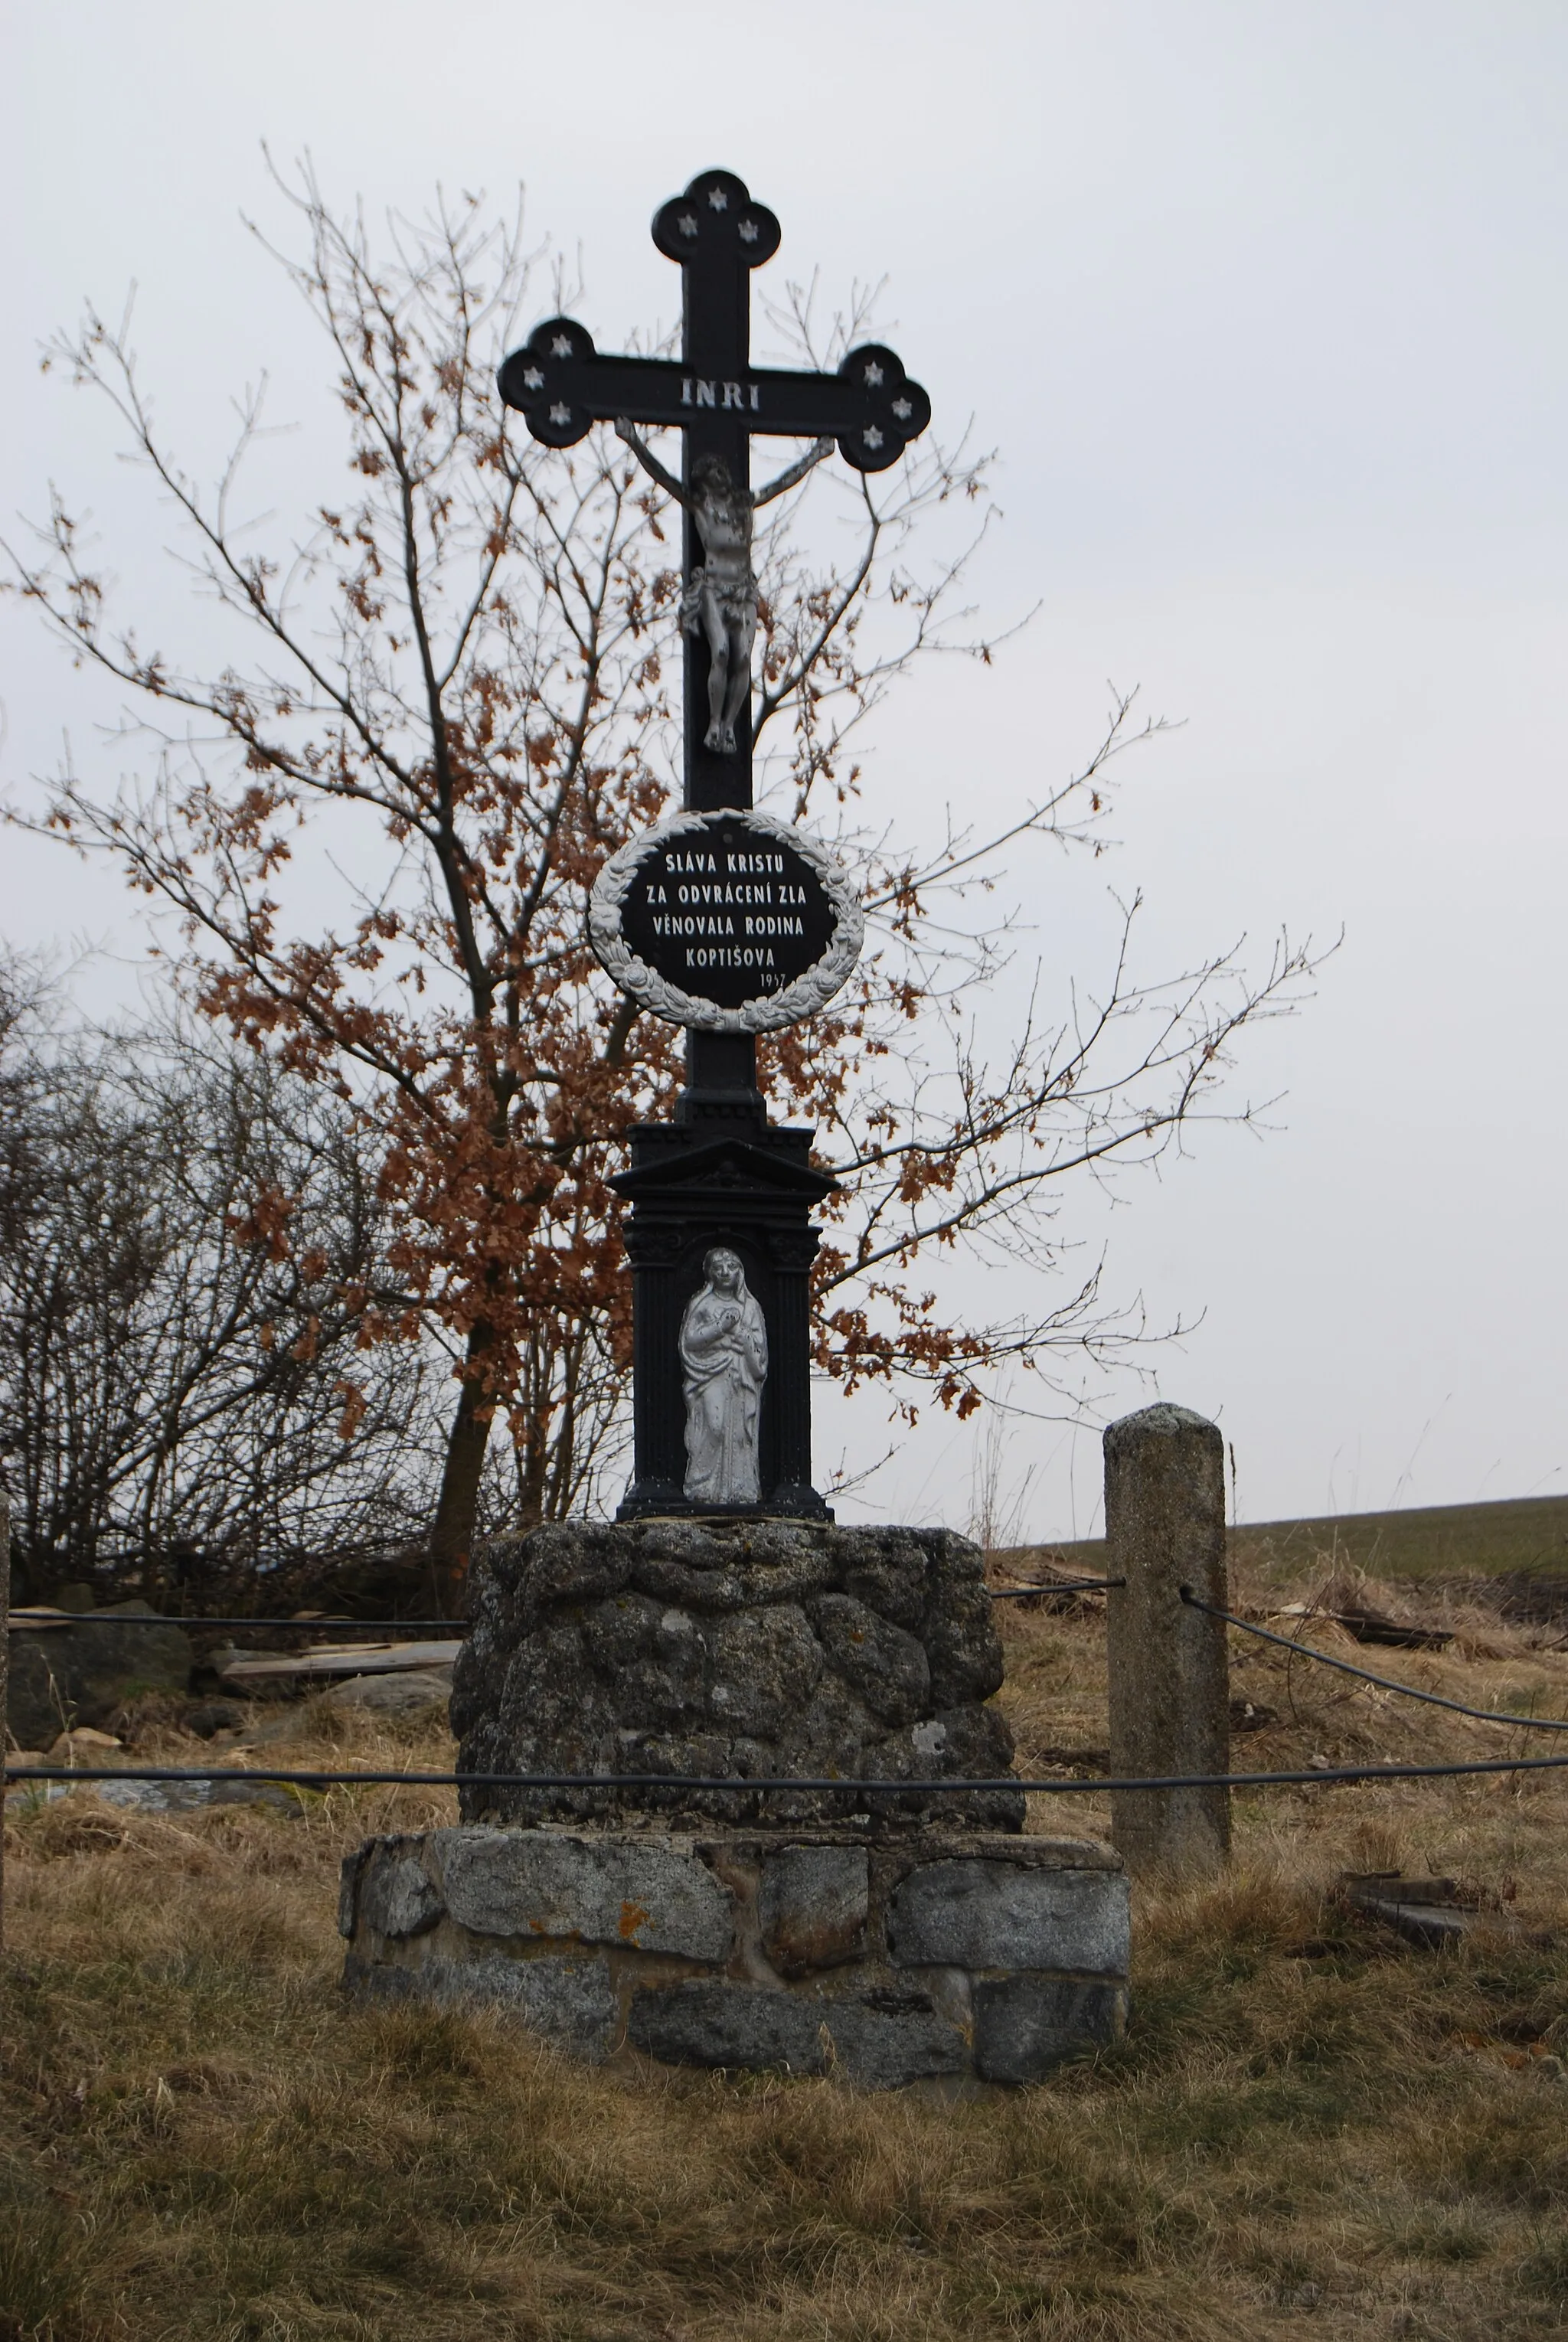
left=495, top=169, right=931, bottom=475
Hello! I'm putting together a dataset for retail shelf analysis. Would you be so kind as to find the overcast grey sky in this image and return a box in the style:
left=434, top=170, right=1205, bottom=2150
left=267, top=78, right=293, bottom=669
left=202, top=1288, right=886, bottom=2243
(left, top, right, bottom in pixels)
left=3, top=1, right=1564, bottom=1538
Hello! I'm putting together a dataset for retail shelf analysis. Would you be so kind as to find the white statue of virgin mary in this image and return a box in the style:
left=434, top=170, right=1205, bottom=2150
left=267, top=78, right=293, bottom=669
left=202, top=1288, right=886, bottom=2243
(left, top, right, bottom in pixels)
left=679, top=1247, right=768, bottom=1505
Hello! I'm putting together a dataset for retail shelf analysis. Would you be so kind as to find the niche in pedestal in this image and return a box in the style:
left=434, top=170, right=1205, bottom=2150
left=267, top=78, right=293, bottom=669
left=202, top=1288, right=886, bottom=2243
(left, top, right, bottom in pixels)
left=615, top=1123, right=831, bottom=1521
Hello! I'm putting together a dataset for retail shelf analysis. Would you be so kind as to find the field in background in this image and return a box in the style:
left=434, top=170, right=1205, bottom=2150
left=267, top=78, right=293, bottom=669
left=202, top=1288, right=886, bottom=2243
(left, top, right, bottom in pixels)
left=6, top=1550, right=1568, bottom=2338
left=1016, top=1488, right=1568, bottom=1588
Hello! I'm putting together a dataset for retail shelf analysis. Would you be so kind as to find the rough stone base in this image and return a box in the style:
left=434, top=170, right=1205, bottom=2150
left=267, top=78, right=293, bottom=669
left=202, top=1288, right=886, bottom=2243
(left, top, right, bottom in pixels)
left=452, top=1518, right=1023, bottom=1831
left=341, top=1824, right=1129, bottom=2090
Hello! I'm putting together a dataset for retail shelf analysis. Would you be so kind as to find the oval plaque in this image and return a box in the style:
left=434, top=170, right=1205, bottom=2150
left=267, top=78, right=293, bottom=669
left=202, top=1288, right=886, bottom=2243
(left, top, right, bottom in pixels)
left=589, top=808, right=864, bottom=1032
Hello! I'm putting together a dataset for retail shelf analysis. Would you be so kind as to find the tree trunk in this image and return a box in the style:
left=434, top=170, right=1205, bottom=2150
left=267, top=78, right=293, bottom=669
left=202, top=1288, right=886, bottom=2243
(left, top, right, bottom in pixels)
left=515, top=1426, right=549, bottom=1537
left=1, top=1491, right=10, bottom=1948
left=428, top=1322, right=496, bottom=1615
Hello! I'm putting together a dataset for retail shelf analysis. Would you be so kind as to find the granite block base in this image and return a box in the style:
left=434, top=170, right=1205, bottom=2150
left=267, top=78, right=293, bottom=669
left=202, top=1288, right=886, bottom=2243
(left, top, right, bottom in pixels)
left=341, top=1824, right=1129, bottom=2091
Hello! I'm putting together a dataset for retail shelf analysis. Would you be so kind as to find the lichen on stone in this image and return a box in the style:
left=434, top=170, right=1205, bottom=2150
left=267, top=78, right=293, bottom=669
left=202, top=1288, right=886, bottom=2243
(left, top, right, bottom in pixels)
left=451, top=1520, right=1022, bottom=1831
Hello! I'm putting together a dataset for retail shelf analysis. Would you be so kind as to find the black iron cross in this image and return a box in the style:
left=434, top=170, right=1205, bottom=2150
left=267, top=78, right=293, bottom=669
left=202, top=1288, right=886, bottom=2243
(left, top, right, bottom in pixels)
left=497, top=173, right=930, bottom=1521
left=496, top=167, right=931, bottom=818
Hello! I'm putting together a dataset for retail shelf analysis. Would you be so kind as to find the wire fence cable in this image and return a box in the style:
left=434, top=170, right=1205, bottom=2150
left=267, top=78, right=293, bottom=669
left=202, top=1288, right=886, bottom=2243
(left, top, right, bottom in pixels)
left=6, top=1588, right=1120, bottom=1632
left=5, top=1617, right=464, bottom=1635
left=1182, top=1590, right=1568, bottom=1733
left=10, top=1753, right=1568, bottom=1795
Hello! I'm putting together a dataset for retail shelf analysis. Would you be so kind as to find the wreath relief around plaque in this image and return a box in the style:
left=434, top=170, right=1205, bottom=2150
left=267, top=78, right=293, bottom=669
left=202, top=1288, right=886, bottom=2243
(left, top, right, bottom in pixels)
left=588, top=807, right=864, bottom=1032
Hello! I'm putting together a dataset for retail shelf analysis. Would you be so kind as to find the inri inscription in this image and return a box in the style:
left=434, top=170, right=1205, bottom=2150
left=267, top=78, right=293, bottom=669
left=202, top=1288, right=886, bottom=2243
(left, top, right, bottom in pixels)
left=590, top=807, right=863, bottom=1031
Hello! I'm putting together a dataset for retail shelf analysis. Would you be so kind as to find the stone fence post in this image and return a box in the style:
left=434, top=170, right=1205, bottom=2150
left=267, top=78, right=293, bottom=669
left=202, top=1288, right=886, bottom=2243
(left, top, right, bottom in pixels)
left=1104, top=1403, right=1230, bottom=1877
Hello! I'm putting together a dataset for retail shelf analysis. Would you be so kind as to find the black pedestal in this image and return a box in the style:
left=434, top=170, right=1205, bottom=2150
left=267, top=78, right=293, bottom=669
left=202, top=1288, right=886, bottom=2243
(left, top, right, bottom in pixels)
left=612, top=1038, right=834, bottom=1521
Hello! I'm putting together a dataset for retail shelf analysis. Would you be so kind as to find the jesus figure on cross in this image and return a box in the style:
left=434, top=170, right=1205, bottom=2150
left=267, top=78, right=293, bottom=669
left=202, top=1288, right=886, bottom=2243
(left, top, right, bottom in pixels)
left=615, top=420, right=833, bottom=755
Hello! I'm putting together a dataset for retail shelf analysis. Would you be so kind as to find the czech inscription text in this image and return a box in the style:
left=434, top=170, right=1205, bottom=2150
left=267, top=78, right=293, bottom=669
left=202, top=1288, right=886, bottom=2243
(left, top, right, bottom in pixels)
left=618, top=825, right=836, bottom=1010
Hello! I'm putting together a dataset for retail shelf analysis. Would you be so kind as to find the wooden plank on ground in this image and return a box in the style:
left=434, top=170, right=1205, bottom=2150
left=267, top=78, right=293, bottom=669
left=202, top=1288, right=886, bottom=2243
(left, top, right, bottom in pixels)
left=219, top=1640, right=462, bottom=1683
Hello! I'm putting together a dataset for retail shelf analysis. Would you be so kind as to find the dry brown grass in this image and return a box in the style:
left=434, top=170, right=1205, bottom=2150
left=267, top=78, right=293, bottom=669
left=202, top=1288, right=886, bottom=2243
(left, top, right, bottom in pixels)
left=6, top=1575, right=1568, bottom=2340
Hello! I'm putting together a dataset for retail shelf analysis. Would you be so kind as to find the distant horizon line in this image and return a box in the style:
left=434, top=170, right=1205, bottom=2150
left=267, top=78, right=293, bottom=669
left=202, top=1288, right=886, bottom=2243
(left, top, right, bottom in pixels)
left=1019, top=1484, right=1568, bottom=1554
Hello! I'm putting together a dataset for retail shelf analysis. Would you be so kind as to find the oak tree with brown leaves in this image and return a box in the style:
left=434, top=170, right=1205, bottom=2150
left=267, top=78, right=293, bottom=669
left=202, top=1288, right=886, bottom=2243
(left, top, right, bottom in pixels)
left=8, top=171, right=1316, bottom=1607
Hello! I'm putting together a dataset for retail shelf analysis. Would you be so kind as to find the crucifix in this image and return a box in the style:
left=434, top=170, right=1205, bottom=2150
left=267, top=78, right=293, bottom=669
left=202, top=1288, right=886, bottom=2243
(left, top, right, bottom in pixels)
left=613, top=419, right=833, bottom=759
left=498, top=167, right=929, bottom=811
left=497, top=168, right=930, bottom=1520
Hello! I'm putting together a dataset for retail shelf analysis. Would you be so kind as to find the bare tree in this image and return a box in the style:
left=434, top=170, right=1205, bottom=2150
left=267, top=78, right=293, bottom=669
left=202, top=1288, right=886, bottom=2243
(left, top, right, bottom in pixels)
left=0, top=959, right=460, bottom=1606
left=6, top=169, right=1318, bottom=1604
